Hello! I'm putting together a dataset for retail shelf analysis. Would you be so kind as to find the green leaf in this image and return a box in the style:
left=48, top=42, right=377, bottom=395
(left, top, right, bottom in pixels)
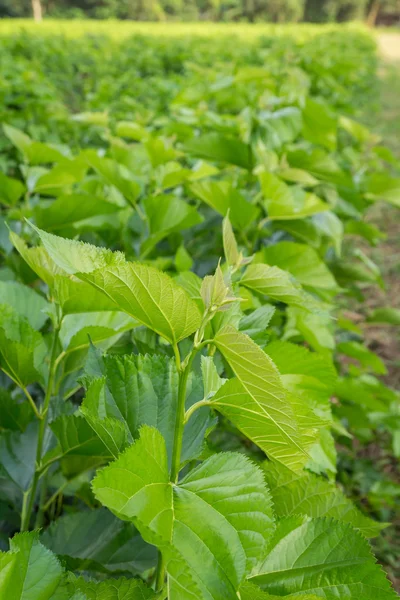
left=49, top=413, right=117, bottom=476
left=28, top=224, right=126, bottom=276
left=367, top=307, right=400, bottom=325
left=82, top=264, right=201, bottom=344
left=92, top=426, right=274, bottom=597
left=34, top=193, right=122, bottom=233
left=33, top=160, right=88, bottom=194
left=302, top=98, right=337, bottom=150
left=183, top=133, right=253, bottom=169
left=366, top=173, right=400, bottom=207
left=4, top=124, right=67, bottom=165
left=85, top=151, right=140, bottom=205
left=264, top=341, right=336, bottom=412
left=249, top=516, right=397, bottom=599
left=59, top=312, right=137, bottom=352
left=0, top=389, right=32, bottom=432
left=41, top=508, right=156, bottom=575
left=286, top=307, right=335, bottom=354
left=201, top=356, right=226, bottom=399
left=190, top=179, right=259, bottom=229
left=0, top=305, right=47, bottom=387
left=288, top=148, right=351, bottom=187
left=260, top=107, right=302, bottom=149
left=241, top=264, right=319, bottom=311
left=337, top=341, right=387, bottom=375
left=0, top=531, right=63, bottom=600
left=53, top=276, right=119, bottom=314
left=240, top=581, right=320, bottom=600
left=142, top=193, right=203, bottom=254
left=0, top=281, right=49, bottom=330
left=175, top=245, right=193, bottom=272
left=31, top=226, right=202, bottom=344
left=212, top=326, right=308, bottom=471
left=260, top=242, right=337, bottom=293
left=262, top=461, right=386, bottom=538
left=10, top=231, right=66, bottom=288
left=64, top=576, right=157, bottom=600
left=0, top=172, right=25, bottom=206
left=82, top=353, right=214, bottom=467
left=259, top=172, right=329, bottom=220
left=0, top=422, right=38, bottom=491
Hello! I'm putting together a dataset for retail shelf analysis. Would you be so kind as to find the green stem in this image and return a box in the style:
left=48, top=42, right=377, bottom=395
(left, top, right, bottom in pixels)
left=170, top=361, right=191, bottom=483
left=21, top=317, right=61, bottom=531
left=154, top=551, right=166, bottom=592
left=34, top=471, right=48, bottom=528
left=184, top=399, right=211, bottom=424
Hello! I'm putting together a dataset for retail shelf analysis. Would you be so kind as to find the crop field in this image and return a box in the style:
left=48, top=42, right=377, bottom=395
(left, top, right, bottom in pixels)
left=0, top=19, right=399, bottom=600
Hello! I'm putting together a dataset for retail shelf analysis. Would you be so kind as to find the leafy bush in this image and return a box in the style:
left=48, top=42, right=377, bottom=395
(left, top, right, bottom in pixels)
left=0, top=22, right=399, bottom=599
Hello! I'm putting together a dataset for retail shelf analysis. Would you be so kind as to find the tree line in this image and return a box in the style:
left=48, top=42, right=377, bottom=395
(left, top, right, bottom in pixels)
left=1, top=0, right=399, bottom=26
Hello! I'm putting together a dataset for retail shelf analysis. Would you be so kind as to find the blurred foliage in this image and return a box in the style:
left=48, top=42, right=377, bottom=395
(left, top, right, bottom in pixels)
left=1, top=0, right=400, bottom=23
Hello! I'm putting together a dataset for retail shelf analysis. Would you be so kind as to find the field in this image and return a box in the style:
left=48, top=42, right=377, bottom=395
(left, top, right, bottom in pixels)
left=0, top=20, right=399, bottom=600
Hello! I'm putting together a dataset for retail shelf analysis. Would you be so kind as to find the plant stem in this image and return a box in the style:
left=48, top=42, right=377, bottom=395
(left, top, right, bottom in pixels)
left=170, top=353, right=194, bottom=483
left=184, top=399, right=210, bottom=424
left=154, top=551, right=166, bottom=592
left=20, top=317, right=61, bottom=531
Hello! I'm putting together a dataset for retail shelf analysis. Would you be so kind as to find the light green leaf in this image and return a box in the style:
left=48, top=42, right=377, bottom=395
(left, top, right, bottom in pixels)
left=0, top=531, right=63, bottom=600
left=260, top=242, right=337, bottom=292
left=32, top=226, right=202, bottom=344
left=259, top=172, right=329, bottom=220
left=250, top=516, right=397, bottom=599
left=142, top=193, right=203, bottom=254
left=34, top=193, right=121, bottom=233
left=337, top=341, right=387, bottom=375
left=241, top=264, right=319, bottom=311
left=175, top=245, right=193, bottom=272
left=302, top=98, right=337, bottom=150
left=288, top=148, right=351, bottom=187
left=10, top=231, right=65, bottom=287
left=285, top=307, right=335, bottom=354
left=212, top=326, right=308, bottom=471
left=240, top=581, right=320, bottom=600
left=262, top=461, right=386, bottom=538
left=279, top=168, right=319, bottom=186
left=85, top=151, right=140, bottom=205
left=81, top=263, right=202, bottom=344
left=116, top=121, right=148, bottom=141
left=72, top=111, right=109, bottom=126
left=201, top=356, right=226, bottom=399
left=93, top=426, right=274, bottom=597
left=41, top=508, right=156, bottom=576
left=0, top=281, right=49, bottom=329
left=34, top=160, right=88, bottom=194
left=28, top=224, right=125, bottom=275
left=190, top=179, right=259, bottom=229
left=367, top=307, right=400, bottom=325
left=366, top=173, right=400, bottom=207
left=53, top=276, right=119, bottom=314
left=59, top=312, right=137, bottom=352
left=264, top=341, right=336, bottom=412
left=183, top=133, right=253, bottom=169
